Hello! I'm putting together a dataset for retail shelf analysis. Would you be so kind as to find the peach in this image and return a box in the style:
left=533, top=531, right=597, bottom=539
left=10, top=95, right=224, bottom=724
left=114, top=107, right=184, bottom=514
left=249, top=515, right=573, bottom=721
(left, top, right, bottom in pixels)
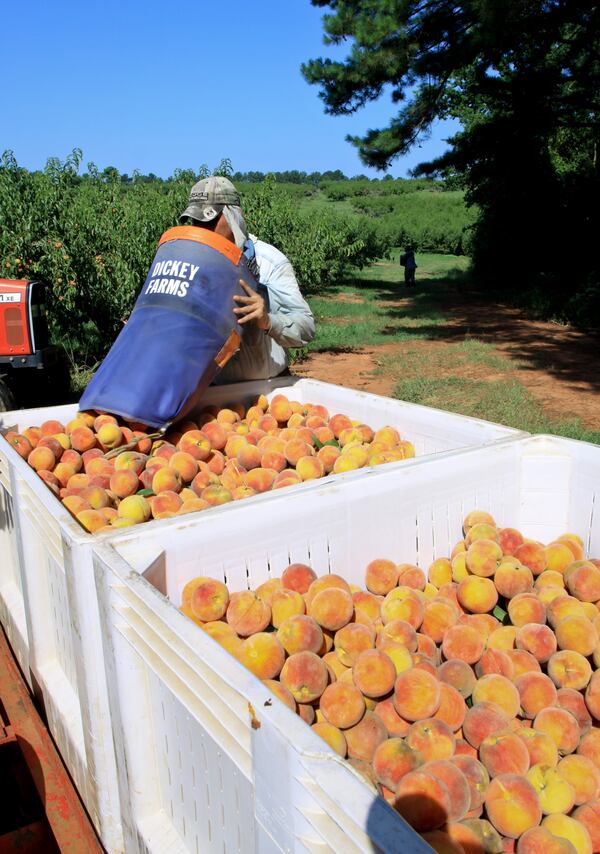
left=555, top=615, right=598, bottom=656
left=272, top=469, right=302, bottom=489
left=283, top=439, right=312, bottom=467
left=113, top=451, right=146, bottom=474
left=472, top=674, right=521, bottom=718
left=585, top=668, right=600, bottom=719
left=244, top=468, right=276, bottom=493
left=231, top=485, right=256, bottom=501
left=316, top=444, right=341, bottom=473
left=238, top=633, right=285, bottom=680
left=37, top=436, right=63, bottom=460
left=381, top=587, right=424, bottom=628
left=515, top=542, right=547, bottom=576
left=480, top=731, right=530, bottom=777
left=517, top=728, right=559, bottom=768
left=76, top=509, right=107, bottom=533
left=308, top=587, right=353, bottom=631
left=398, top=564, right=427, bottom=590
left=498, top=527, right=525, bottom=555
left=578, top=728, right=600, bottom=768
left=393, top=668, right=441, bottom=721
left=407, top=717, right=456, bottom=762
left=442, top=624, right=485, bottom=665
left=333, top=449, right=368, bottom=473
left=178, top=498, right=208, bottom=515
left=452, top=552, right=469, bottom=582
left=535, top=569, right=566, bottom=591
left=270, top=589, right=305, bottom=628
left=319, top=681, right=366, bottom=729
left=556, top=687, right=592, bottom=732
left=297, top=703, right=315, bottom=725
left=334, top=623, right=375, bottom=666
left=328, top=413, right=353, bottom=438
left=28, top=445, right=56, bottom=471
left=109, top=469, right=139, bottom=498
left=516, top=672, right=558, bottom=719
left=257, top=414, right=278, bottom=434
left=508, top=594, right=546, bottom=627
left=344, top=710, right=387, bottom=763
left=226, top=591, right=270, bottom=636
left=151, top=467, right=183, bottom=495
left=255, top=578, right=282, bottom=606
left=462, top=702, right=511, bottom=749
left=547, top=595, right=586, bottom=628
left=545, top=542, right=576, bottom=574
left=117, top=494, right=151, bottom=524
left=378, top=619, right=417, bottom=652
left=506, top=649, right=541, bottom=678
left=466, top=539, right=503, bottom=577
left=495, top=563, right=534, bottom=599
left=40, top=418, right=65, bottom=436
left=422, top=600, right=459, bottom=643
left=306, top=573, right=352, bottom=602
left=571, top=802, right=600, bottom=854
left=23, top=426, right=42, bottom=447
left=393, top=770, right=452, bottom=832
left=280, top=651, right=328, bottom=703
left=475, top=648, right=515, bottom=680
left=190, top=468, right=219, bottom=495
left=567, top=563, right=600, bottom=602
left=429, top=558, right=453, bottom=588
left=167, top=451, right=198, bottom=483
left=371, top=738, right=421, bottom=791
left=450, top=755, right=490, bottom=811
left=201, top=484, right=233, bottom=505
left=353, top=591, right=383, bottom=625
left=547, top=650, right=592, bottom=690
left=541, top=815, right=593, bottom=854
left=52, top=462, right=76, bottom=487
left=516, top=623, right=557, bottom=663
left=260, top=450, right=287, bottom=472
left=277, top=614, right=323, bottom=655
left=4, top=432, right=33, bottom=459
left=199, top=421, right=226, bottom=451
left=517, top=826, right=579, bottom=854
left=295, top=455, right=324, bottom=481
left=263, top=679, right=296, bottom=713
left=311, top=722, right=347, bottom=757
left=423, top=760, right=471, bottom=823
left=281, top=563, right=317, bottom=594
left=365, top=558, right=399, bottom=595
left=534, top=707, right=580, bottom=755
left=465, top=522, right=499, bottom=547
left=457, top=576, right=498, bottom=614
left=80, top=485, right=110, bottom=509
left=485, top=773, right=542, bottom=839
left=463, top=511, right=496, bottom=533
left=373, top=697, right=411, bottom=737
left=557, top=755, right=600, bottom=805
left=190, top=579, right=229, bottom=622
left=433, top=683, right=467, bottom=732
left=352, top=649, right=397, bottom=698
left=438, top=659, right=477, bottom=698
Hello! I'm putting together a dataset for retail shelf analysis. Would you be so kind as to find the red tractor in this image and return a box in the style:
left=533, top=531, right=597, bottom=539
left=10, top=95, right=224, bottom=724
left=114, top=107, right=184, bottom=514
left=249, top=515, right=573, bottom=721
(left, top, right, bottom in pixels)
left=0, top=279, right=69, bottom=411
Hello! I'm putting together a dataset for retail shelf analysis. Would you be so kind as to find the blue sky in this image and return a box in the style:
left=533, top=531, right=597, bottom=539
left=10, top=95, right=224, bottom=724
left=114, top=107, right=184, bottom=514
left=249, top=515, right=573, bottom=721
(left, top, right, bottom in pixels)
left=3, top=0, right=458, bottom=179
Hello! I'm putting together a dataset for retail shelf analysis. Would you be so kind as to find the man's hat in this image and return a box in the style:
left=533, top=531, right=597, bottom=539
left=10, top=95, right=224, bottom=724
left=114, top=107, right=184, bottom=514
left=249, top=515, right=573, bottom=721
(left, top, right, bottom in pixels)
left=179, top=176, right=241, bottom=223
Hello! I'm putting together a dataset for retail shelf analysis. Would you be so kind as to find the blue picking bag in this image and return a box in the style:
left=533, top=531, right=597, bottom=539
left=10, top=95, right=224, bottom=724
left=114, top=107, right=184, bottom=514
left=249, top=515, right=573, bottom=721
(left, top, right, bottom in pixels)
left=79, top=226, right=258, bottom=428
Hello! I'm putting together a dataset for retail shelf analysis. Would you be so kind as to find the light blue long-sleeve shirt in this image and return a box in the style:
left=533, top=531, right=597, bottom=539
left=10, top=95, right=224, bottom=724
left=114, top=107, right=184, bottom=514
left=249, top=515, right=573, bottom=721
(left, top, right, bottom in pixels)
left=214, top=237, right=315, bottom=383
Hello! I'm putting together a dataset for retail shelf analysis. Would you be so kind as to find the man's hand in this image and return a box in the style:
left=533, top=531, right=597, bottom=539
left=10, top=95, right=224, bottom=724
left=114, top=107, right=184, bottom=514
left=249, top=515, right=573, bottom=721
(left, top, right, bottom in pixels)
left=233, top=280, right=271, bottom=330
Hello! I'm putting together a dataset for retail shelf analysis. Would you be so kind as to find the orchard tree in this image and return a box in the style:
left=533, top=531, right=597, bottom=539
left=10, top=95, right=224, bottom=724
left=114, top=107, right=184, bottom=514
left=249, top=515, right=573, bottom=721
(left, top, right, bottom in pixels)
left=302, top=0, right=600, bottom=321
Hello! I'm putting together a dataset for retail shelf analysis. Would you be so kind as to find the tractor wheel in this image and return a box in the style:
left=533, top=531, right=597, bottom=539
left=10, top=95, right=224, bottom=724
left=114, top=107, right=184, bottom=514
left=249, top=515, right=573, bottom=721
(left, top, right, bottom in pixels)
left=0, top=378, right=16, bottom=412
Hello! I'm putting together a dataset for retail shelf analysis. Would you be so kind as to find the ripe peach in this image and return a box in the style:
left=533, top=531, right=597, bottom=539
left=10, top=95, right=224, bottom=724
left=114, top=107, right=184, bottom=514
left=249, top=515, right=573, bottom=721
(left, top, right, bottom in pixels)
left=37, top=436, right=63, bottom=459
left=238, top=633, right=285, bottom=680
left=506, top=649, right=542, bottom=677
left=515, top=542, right=547, bottom=576
left=263, top=679, right=296, bottom=713
left=421, top=600, right=459, bottom=643
left=450, top=755, right=490, bottom=811
left=109, top=469, right=139, bottom=498
left=200, top=421, right=227, bottom=451
left=393, top=668, right=441, bottom=721
left=373, top=697, right=411, bottom=737
left=365, top=558, right=398, bottom=595
left=541, top=815, right=593, bottom=854
left=457, top=576, right=498, bottom=614
left=80, top=485, right=110, bottom=509
left=498, top=527, right=525, bottom=555
left=62, top=495, right=91, bottom=515
left=308, top=587, right=353, bottom=631
left=316, top=444, right=341, bottom=473
left=28, top=445, right=56, bottom=471
left=277, top=614, right=323, bottom=655
left=495, top=563, right=534, bottom=599
left=76, top=509, right=107, bottom=533
left=516, top=672, right=558, bottom=719
left=381, top=587, right=424, bottom=628
left=117, top=494, right=151, bottom=524
left=556, top=687, right=592, bottom=732
left=272, top=469, right=302, bottom=489
left=547, top=650, right=592, bottom=690
left=571, top=802, right=600, bottom=854
left=270, top=589, right=305, bottom=628
left=61, top=449, right=83, bottom=472
left=438, top=659, right=477, bottom=699
left=53, top=462, right=76, bottom=487
left=353, top=590, right=383, bottom=625
left=398, top=564, right=426, bottom=590
left=516, top=728, right=559, bottom=768
left=555, top=614, right=598, bottom=656
left=260, top=450, right=286, bottom=472
left=423, top=760, right=471, bottom=823
left=566, top=562, right=600, bottom=603
left=393, top=770, right=452, bottom=832
left=406, top=717, right=456, bottom=762
left=433, top=682, right=467, bottom=732
left=352, top=649, right=397, bottom=698
left=585, top=668, right=600, bottom=719
left=378, top=619, right=417, bottom=653
left=429, top=558, right=453, bottom=588
left=480, top=731, right=530, bottom=777
left=38, top=470, right=60, bottom=493
left=152, top=467, right=183, bottom=494
left=485, top=773, right=542, bottom=839
left=226, top=590, right=270, bottom=636
left=334, top=623, right=375, bottom=666
left=533, top=707, right=580, bottom=755
left=200, top=484, right=233, bottom=505
left=557, top=755, right=600, bottom=805
left=306, top=573, right=352, bottom=603
left=190, top=579, right=229, bottom=622
left=311, top=722, right=347, bottom=757
left=344, top=710, right=387, bottom=763
left=295, top=455, right=324, bottom=481
left=547, top=595, right=586, bottom=628
left=462, top=702, right=511, bottom=749
left=508, top=593, right=546, bottom=627
left=168, top=451, right=198, bottom=483
left=23, top=426, right=42, bottom=447
left=545, top=542, right=576, bottom=574
left=279, top=651, right=328, bottom=703
left=466, top=539, right=503, bottom=577
left=516, top=623, right=557, bottom=663
left=281, top=563, right=317, bottom=594
left=475, top=648, right=515, bottom=680
left=442, top=624, right=484, bottom=665
left=578, top=727, right=600, bottom=768
left=178, top=498, right=208, bottom=515
left=517, top=825, right=579, bottom=854
left=4, top=433, right=33, bottom=459
left=244, top=467, right=276, bottom=493
left=319, top=681, right=366, bottom=729
left=472, top=673, right=520, bottom=718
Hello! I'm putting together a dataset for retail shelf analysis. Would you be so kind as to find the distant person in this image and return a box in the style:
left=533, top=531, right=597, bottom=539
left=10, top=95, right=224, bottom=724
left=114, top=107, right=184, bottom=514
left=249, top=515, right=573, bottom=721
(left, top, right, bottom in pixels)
left=179, top=176, right=315, bottom=382
left=400, top=247, right=417, bottom=287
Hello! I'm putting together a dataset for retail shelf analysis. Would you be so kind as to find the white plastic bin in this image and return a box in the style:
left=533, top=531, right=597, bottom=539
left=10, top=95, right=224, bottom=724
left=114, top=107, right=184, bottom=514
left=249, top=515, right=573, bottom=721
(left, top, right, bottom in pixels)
left=92, top=434, right=600, bottom=854
left=0, top=377, right=524, bottom=852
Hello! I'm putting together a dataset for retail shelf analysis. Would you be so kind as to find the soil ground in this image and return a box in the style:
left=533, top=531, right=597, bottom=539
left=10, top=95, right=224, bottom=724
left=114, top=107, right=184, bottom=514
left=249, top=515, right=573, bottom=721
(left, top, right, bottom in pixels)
left=293, top=280, right=600, bottom=430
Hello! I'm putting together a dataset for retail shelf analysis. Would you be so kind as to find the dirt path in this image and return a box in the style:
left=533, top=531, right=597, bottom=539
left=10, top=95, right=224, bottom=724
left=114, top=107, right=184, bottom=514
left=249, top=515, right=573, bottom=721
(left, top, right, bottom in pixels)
left=293, top=281, right=600, bottom=430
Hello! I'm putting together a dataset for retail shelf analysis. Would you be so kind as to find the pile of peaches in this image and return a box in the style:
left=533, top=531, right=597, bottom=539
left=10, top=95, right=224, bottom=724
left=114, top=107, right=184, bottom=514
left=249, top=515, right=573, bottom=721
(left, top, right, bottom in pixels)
left=180, top=511, right=599, bottom=854
left=1, top=393, right=414, bottom=533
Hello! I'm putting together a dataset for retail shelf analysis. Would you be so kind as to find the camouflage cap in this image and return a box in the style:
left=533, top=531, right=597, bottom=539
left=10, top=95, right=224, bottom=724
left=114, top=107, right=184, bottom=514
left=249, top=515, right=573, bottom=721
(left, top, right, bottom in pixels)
left=179, top=176, right=241, bottom=223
